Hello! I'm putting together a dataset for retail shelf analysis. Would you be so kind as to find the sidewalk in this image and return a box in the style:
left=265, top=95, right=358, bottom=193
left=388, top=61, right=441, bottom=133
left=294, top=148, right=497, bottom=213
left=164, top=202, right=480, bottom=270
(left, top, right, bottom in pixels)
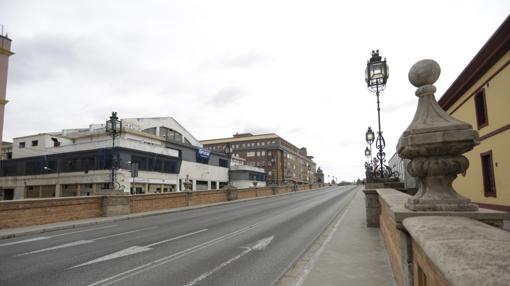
left=302, top=189, right=395, bottom=286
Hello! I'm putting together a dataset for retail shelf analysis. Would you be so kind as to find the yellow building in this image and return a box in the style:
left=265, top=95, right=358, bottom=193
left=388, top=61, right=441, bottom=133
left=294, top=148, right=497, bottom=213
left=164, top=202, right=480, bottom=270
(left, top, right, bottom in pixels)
left=438, top=16, right=510, bottom=212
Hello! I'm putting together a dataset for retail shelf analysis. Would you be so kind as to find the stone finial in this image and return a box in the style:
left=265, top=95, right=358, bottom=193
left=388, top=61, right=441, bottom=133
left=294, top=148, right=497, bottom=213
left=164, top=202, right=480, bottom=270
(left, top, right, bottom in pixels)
left=397, top=60, right=479, bottom=211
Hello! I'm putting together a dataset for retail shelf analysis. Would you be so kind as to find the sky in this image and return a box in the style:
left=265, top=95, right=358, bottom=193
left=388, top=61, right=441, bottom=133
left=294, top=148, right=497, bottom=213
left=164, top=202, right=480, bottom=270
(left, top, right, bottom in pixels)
left=1, top=1, right=509, bottom=182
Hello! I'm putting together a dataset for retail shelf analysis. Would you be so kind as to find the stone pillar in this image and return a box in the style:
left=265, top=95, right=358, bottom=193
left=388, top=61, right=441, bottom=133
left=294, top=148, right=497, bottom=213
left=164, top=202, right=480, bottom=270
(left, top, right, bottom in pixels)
left=76, top=184, right=81, bottom=196
left=102, top=195, right=131, bottom=216
left=363, top=189, right=380, bottom=227
left=216, top=181, right=220, bottom=190
left=397, top=59, right=478, bottom=211
left=55, top=184, right=61, bottom=197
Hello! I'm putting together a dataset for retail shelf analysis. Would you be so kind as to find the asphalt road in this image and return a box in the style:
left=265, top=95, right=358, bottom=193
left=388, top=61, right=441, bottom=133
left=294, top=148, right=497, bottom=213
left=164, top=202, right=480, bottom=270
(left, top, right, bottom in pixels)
left=0, top=185, right=358, bottom=286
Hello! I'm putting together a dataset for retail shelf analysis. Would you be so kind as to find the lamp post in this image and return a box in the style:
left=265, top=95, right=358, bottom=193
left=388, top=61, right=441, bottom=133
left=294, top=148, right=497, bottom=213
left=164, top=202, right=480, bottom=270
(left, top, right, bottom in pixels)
left=365, top=50, right=390, bottom=179
left=224, top=143, right=232, bottom=186
left=106, top=112, right=122, bottom=191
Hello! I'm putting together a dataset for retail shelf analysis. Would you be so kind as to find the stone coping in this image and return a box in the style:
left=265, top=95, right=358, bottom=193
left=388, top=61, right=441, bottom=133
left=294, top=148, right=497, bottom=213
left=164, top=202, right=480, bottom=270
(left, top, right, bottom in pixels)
left=403, top=216, right=510, bottom=286
left=377, top=188, right=510, bottom=228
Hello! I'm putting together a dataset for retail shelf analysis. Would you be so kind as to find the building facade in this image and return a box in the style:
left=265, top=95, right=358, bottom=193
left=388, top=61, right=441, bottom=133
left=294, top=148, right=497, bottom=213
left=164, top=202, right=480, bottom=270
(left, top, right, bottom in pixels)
left=201, top=133, right=317, bottom=184
left=0, top=117, right=229, bottom=200
left=438, top=16, right=510, bottom=211
left=388, top=153, right=417, bottom=192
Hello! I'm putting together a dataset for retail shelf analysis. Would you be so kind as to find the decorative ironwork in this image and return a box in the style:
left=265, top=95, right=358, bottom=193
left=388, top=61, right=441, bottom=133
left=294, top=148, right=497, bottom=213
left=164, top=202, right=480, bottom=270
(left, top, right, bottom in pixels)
left=364, top=51, right=399, bottom=182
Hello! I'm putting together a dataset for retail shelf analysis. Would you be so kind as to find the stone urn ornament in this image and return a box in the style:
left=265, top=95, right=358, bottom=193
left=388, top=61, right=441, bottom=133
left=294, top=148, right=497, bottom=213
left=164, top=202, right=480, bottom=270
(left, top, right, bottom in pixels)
left=397, top=59, right=479, bottom=211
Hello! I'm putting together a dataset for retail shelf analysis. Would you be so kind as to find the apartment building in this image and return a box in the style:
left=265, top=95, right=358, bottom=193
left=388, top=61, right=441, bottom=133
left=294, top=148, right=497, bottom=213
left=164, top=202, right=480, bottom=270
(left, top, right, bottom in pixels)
left=201, top=133, right=317, bottom=184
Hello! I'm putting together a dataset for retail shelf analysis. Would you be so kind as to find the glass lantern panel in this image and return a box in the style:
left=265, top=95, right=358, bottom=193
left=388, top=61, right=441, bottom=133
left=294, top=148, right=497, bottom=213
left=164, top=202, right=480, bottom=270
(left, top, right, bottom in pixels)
left=370, top=63, right=384, bottom=79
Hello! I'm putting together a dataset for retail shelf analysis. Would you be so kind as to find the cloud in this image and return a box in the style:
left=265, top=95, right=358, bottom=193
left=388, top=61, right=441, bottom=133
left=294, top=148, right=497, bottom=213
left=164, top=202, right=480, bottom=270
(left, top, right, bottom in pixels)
left=201, top=50, right=275, bottom=70
left=221, top=51, right=275, bottom=69
left=209, top=87, right=246, bottom=107
left=9, top=35, right=78, bottom=83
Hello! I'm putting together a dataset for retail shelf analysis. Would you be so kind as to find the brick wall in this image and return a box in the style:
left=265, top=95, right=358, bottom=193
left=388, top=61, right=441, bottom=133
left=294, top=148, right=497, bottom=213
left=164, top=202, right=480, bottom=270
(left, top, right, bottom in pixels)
left=379, top=195, right=405, bottom=286
left=257, top=188, right=273, bottom=197
left=130, top=193, right=187, bottom=213
left=238, top=189, right=257, bottom=199
left=1, top=184, right=323, bottom=229
left=191, top=191, right=228, bottom=205
left=0, top=197, right=102, bottom=229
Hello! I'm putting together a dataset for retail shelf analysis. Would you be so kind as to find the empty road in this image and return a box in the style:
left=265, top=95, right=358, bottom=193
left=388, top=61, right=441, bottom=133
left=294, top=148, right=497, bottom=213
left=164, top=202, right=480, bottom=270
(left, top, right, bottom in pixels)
left=0, top=185, right=358, bottom=286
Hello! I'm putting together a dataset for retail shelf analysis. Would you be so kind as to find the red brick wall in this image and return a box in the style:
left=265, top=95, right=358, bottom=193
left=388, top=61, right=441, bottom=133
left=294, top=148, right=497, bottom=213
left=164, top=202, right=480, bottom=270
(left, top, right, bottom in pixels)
left=1, top=184, right=322, bottom=229
left=130, top=193, right=188, bottom=213
left=379, top=196, right=405, bottom=286
left=238, top=189, right=257, bottom=199
left=0, top=197, right=102, bottom=229
left=191, top=191, right=228, bottom=205
left=257, top=188, right=273, bottom=197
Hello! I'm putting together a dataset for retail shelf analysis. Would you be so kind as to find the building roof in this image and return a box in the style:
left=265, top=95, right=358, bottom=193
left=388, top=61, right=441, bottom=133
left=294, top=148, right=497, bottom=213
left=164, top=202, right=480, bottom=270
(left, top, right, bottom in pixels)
left=438, top=15, right=510, bottom=110
left=200, top=133, right=279, bottom=144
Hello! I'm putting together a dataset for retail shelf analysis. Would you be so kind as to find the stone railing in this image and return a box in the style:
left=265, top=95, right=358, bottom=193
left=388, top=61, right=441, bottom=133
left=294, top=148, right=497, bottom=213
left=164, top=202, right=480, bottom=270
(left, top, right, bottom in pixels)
left=365, top=188, right=510, bottom=286
left=363, top=59, right=510, bottom=286
left=0, top=183, right=324, bottom=229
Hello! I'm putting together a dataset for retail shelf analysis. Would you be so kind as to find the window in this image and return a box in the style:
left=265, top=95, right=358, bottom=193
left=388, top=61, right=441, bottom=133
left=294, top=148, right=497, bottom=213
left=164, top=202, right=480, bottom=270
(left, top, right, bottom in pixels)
left=219, top=159, right=228, bottom=168
left=142, top=127, right=157, bottom=135
left=247, top=151, right=255, bottom=157
left=474, top=89, right=488, bottom=129
left=19, top=142, right=25, bottom=148
left=481, top=151, right=496, bottom=197
left=32, top=140, right=38, bottom=147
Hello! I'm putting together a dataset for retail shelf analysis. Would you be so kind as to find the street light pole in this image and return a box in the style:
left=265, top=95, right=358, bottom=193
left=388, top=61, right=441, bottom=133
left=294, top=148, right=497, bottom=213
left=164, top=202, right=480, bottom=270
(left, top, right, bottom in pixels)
left=365, top=50, right=392, bottom=179
left=224, top=143, right=232, bottom=186
left=106, top=112, right=122, bottom=191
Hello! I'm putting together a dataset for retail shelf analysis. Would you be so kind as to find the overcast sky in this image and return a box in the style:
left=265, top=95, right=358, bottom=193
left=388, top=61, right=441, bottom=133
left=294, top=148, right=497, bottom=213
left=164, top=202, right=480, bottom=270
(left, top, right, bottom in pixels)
left=1, top=1, right=509, bottom=181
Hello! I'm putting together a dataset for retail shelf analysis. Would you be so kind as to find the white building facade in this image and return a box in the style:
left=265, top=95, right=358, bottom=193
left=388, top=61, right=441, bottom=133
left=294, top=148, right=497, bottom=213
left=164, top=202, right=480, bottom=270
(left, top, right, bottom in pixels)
left=0, top=117, right=229, bottom=200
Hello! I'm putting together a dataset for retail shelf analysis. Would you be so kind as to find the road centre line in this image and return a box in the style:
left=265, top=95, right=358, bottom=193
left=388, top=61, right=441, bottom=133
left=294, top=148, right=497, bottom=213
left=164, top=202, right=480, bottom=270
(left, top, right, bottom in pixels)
left=0, top=225, right=118, bottom=247
left=86, top=224, right=259, bottom=286
left=143, top=228, right=208, bottom=248
left=16, top=227, right=156, bottom=256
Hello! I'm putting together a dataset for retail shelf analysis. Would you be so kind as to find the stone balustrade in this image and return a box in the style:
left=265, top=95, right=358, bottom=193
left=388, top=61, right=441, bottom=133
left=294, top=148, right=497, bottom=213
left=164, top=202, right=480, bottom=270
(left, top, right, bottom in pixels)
left=366, top=188, right=510, bottom=286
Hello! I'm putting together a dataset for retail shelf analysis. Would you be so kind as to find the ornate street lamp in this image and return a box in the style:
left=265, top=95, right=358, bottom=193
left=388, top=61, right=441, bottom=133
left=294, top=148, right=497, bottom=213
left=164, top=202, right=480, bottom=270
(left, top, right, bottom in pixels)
left=106, top=112, right=122, bottom=191
left=365, top=50, right=390, bottom=179
left=224, top=143, right=232, bottom=185
left=364, top=147, right=371, bottom=161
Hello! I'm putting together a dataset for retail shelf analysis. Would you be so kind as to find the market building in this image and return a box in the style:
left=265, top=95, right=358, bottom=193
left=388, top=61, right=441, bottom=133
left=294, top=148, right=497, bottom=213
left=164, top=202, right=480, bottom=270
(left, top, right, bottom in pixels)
left=0, top=117, right=229, bottom=200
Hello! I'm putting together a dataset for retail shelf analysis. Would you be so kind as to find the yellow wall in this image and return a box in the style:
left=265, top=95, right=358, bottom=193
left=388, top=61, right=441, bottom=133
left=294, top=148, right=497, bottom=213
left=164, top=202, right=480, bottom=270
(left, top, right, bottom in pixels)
left=447, top=51, right=510, bottom=208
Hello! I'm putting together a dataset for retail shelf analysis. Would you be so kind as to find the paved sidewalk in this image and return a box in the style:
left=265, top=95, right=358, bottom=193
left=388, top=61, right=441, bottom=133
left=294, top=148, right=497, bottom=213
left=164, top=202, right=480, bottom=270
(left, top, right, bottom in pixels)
left=302, top=189, right=395, bottom=286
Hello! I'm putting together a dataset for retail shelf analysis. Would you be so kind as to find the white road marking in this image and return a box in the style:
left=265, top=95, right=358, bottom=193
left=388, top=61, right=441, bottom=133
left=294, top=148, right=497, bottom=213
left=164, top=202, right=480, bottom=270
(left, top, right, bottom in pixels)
left=17, top=240, right=95, bottom=256
left=71, top=246, right=152, bottom=268
left=144, top=228, right=208, bottom=248
left=0, top=236, right=51, bottom=247
left=14, top=227, right=153, bottom=256
left=182, top=235, right=274, bottom=286
left=0, top=225, right=118, bottom=247
left=92, top=227, right=156, bottom=241
left=71, top=228, right=208, bottom=269
left=51, top=225, right=118, bottom=237
left=86, top=224, right=259, bottom=286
